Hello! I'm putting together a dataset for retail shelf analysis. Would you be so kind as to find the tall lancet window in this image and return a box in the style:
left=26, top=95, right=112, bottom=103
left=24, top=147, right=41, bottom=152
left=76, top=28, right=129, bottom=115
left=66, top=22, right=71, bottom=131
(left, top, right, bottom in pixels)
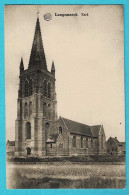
left=43, top=102, right=47, bottom=117
left=48, top=104, right=51, bottom=118
left=91, top=139, right=93, bottom=147
left=43, top=80, right=47, bottom=96
left=29, top=79, right=33, bottom=96
left=25, top=80, right=29, bottom=97
left=81, top=137, right=83, bottom=148
left=48, top=83, right=51, bottom=98
left=59, top=126, right=62, bottom=134
left=72, top=135, right=76, bottom=147
left=26, top=122, right=31, bottom=139
left=29, top=102, right=32, bottom=117
left=24, top=102, right=28, bottom=119
left=86, top=138, right=88, bottom=148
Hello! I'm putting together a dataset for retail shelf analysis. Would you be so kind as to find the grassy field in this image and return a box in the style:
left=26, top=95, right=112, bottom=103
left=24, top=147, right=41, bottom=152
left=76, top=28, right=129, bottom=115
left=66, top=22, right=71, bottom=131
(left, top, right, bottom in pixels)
left=7, top=162, right=126, bottom=189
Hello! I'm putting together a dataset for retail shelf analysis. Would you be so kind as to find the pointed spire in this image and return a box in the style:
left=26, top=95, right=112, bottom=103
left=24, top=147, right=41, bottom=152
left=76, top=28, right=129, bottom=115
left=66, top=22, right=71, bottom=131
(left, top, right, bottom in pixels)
left=101, top=124, right=104, bottom=130
left=28, top=17, right=47, bottom=70
left=20, top=57, right=24, bottom=72
left=51, top=60, right=55, bottom=70
left=51, top=60, right=55, bottom=76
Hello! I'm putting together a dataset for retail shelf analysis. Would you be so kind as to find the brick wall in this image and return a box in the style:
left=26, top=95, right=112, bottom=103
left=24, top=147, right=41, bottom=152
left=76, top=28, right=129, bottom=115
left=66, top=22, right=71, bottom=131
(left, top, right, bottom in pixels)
left=56, top=119, right=69, bottom=156
left=69, top=134, right=93, bottom=156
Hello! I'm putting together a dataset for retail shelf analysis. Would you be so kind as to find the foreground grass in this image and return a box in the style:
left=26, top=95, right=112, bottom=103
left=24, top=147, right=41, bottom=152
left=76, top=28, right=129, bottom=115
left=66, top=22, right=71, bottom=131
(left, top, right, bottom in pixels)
left=7, top=163, right=126, bottom=189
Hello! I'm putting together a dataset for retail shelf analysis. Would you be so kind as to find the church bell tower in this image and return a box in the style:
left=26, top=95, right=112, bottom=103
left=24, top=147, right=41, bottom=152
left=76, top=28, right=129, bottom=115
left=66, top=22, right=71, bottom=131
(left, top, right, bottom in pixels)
left=15, top=17, right=57, bottom=156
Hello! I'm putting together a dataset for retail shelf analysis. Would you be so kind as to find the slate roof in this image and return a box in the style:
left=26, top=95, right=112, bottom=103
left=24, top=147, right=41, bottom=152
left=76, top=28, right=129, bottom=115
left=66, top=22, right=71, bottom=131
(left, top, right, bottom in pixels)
left=109, top=137, right=125, bottom=146
left=90, top=125, right=101, bottom=137
left=112, top=137, right=120, bottom=145
left=61, top=117, right=92, bottom=137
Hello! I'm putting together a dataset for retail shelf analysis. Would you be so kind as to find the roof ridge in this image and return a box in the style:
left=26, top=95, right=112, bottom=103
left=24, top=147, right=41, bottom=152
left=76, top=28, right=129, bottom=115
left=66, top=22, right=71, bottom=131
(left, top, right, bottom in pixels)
left=90, top=124, right=101, bottom=127
left=112, top=137, right=120, bottom=144
left=62, top=117, right=90, bottom=127
left=61, top=117, right=69, bottom=130
left=61, top=117, right=92, bottom=137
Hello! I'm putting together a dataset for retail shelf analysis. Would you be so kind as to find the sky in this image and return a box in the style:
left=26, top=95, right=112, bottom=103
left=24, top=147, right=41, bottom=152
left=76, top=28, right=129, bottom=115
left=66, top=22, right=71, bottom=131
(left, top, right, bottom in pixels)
left=5, top=5, right=125, bottom=141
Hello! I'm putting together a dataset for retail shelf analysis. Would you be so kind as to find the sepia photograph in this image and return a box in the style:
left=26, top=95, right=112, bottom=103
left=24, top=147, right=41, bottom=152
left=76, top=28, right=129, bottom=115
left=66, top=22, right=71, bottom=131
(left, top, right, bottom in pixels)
left=5, top=5, right=125, bottom=189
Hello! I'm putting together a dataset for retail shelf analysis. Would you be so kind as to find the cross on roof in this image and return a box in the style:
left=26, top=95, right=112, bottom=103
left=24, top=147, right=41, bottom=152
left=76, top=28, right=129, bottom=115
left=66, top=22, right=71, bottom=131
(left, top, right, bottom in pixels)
left=37, top=9, right=39, bottom=17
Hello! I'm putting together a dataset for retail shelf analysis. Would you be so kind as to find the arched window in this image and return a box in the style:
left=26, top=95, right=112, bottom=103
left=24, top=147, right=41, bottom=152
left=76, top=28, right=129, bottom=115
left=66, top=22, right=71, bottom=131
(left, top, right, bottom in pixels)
left=24, top=102, right=28, bottom=119
left=86, top=138, right=88, bottom=148
left=72, top=135, right=76, bottom=147
left=48, top=104, right=51, bottom=118
left=26, top=122, right=31, bottom=139
left=45, top=122, right=50, bottom=133
left=48, top=83, right=51, bottom=98
left=29, top=102, right=32, bottom=117
left=29, top=79, right=33, bottom=96
left=59, top=126, right=62, bottom=134
left=101, top=135, right=103, bottom=149
left=91, top=139, right=93, bottom=147
left=81, top=137, right=83, bottom=148
left=43, top=80, right=47, bottom=96
left=25, top=80, right=29, bottom=97
left=43, top=102, right=47, bottom=117
left=45, top=122, right=50, bottom=128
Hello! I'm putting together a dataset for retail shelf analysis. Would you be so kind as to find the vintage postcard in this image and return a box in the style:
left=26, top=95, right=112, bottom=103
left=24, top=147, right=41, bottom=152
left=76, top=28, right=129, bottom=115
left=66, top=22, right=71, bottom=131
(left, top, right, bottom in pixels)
left=5, top=5, right=125, bottom=189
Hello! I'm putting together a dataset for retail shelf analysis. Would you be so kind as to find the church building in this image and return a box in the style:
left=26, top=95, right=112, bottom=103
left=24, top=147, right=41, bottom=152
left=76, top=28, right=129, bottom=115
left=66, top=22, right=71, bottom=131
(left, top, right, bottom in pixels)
left=15, top=17, right=107, bottom=157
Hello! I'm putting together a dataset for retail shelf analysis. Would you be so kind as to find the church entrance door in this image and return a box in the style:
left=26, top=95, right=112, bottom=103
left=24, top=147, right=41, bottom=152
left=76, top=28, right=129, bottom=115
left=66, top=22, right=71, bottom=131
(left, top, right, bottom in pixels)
left=27, top=147, right=31, bottom=155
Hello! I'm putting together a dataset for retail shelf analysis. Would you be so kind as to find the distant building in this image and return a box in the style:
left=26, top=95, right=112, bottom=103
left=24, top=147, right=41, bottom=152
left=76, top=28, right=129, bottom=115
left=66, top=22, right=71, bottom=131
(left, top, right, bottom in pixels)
left=6, top=140, right=15, bottom=156
left=106, top=137, right=125, bottom=155
left=15, top=16, right=107, bottom=157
